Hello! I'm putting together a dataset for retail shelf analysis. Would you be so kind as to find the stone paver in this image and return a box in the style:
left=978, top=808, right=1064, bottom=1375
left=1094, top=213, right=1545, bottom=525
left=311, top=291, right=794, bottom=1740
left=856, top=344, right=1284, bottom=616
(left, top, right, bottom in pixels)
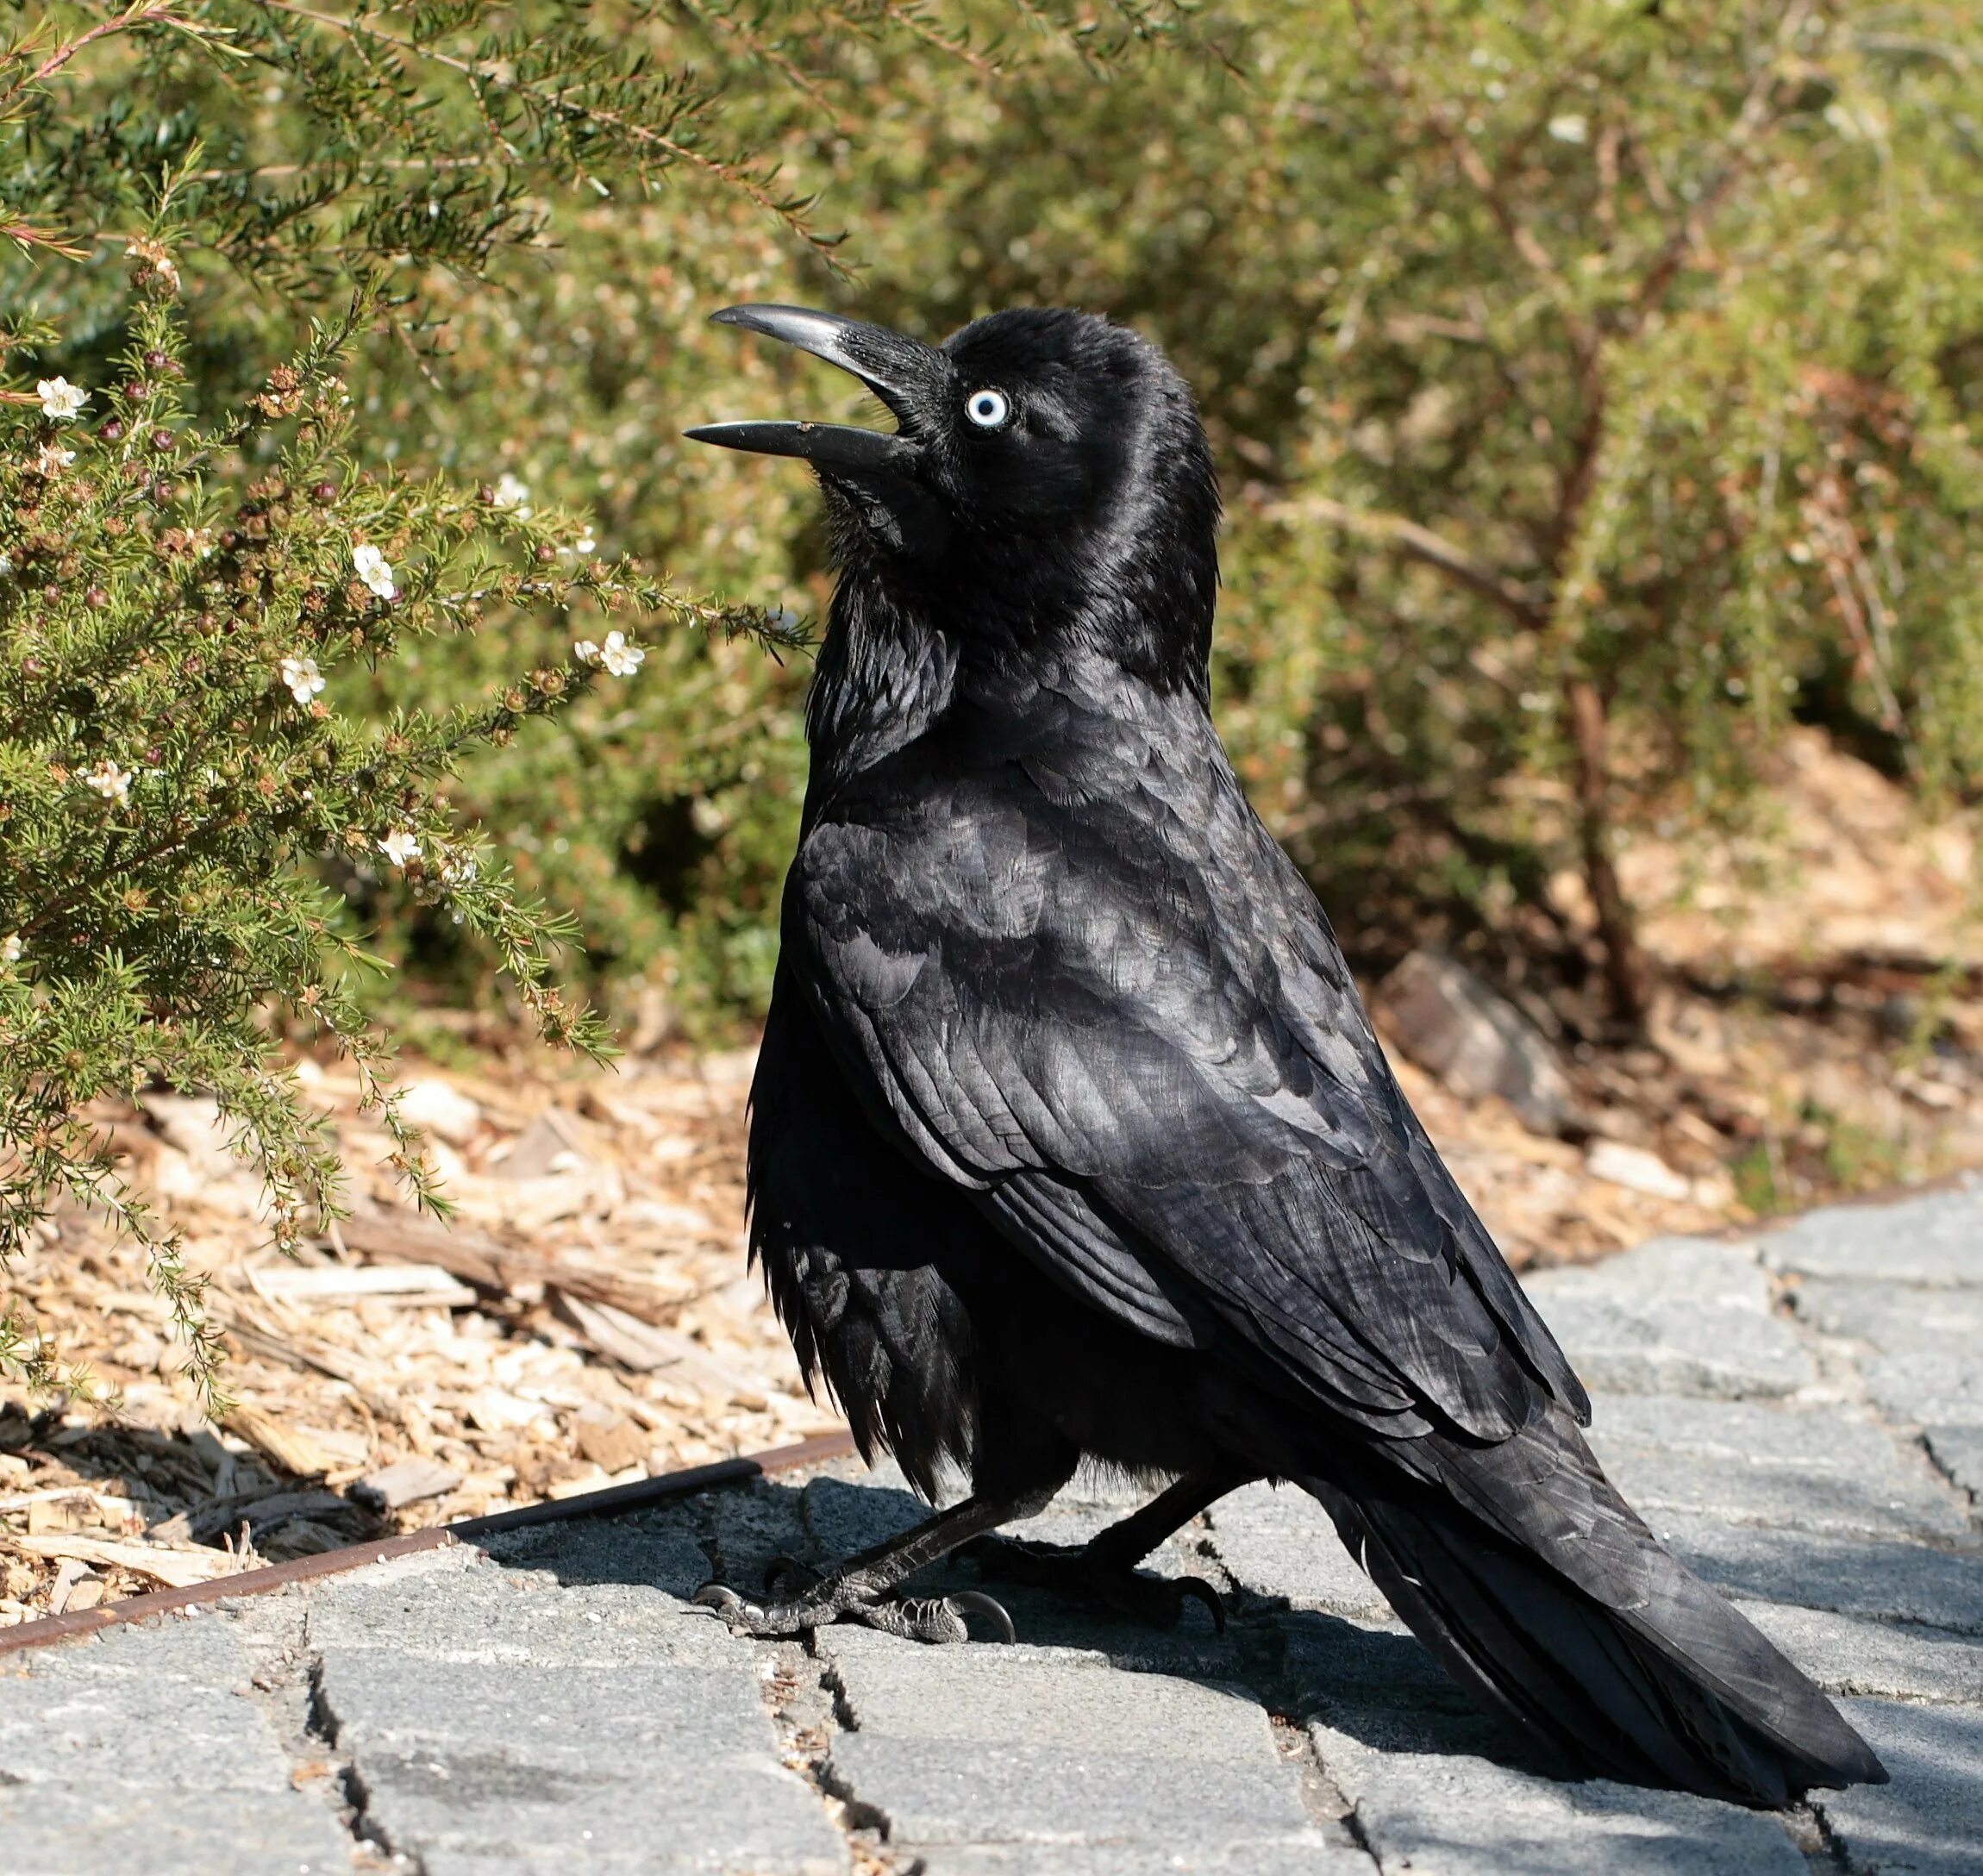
left=1817, top=1699, right=1983, bottom=1876
left=816, top=1625, right=1352, bottom=1873
left=308, top=1548, right=845, bottom=1875
left=1580, top=1391, right=1970, bottom=1539
left=1518, top=1235, right=1817, bottom=1398
left=1310, top=1710, right=1811, bottom=1876
left=1927, top=1424, right=1983, bottom=1501
left=0, top=1616, right=353, bottom=1876
left=6, top=1178, right=1983, bottom=1873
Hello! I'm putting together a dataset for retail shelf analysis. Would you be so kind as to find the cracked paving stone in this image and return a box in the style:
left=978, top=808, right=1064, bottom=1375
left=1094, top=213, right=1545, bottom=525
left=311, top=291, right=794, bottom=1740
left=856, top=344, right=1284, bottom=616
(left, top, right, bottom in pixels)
left=1813, top=1698, right=1983, bottom=1876
left=1309, top=1710, right=1808, bottom=1875
left=1731, top=1601, right=1983, bottom=1704
left=1761, top=1183, right=1983, bottom=1286
left=481, top=1510, right=716, bottom=1600
left=821, top=1624, right=1276, bottom=1761
left=1204, top=1481, right=1395, bottom=1623
left=1925, top=1425, right=1983, bottom=1504
left=814, top=1625, right=1353, bottom=1871
left=1651, top=1511, right=1983, bottom=1635
left=701, top=1472, right=823, bottom=1587
left=0, top=1615, right=353, bottom=1876
left=1581, top=1392, right=1970, bottom=1540
left=1788, top=1278, right=1983, bottom=1352
left=1861, top=1349, right=1983, bottom=1430
left=310, top=1583, right=845, bottom=1874
left=912, top=1848, right=1365, bottom=1875
left=306, top=1548, right=738, bottom=1669
left=1273, top=1607, right=1480, bottom=1729
left=1522, top=1237, right=1815, bottom=1399
left=801, top=1468, right=927, bottom=1566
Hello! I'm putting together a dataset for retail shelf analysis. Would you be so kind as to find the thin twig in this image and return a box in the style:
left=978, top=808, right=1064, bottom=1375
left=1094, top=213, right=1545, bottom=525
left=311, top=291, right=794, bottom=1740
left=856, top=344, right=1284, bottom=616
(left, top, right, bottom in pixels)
left=255, top=0, right=833, bottom=256
left=0, top=3, right=181, bottom=106
left=1271, top=495, right=1551, bottom=633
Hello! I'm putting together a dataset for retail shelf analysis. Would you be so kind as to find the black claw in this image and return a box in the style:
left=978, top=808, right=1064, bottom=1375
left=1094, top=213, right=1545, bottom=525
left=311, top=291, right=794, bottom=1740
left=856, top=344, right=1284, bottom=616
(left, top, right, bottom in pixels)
left=1176, top=1575, right=1227, bottom=1635
left=762, top=1554, right=814, bottom=1596
left=693, top=1583, right=748, bottom=1618
left=947, top=1589, right=1017, bottom=1643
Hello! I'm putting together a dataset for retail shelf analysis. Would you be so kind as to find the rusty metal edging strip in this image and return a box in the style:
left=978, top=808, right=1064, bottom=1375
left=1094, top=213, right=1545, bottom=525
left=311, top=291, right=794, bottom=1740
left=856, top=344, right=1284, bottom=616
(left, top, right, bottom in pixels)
left=0, top=1427, right=857, bottom=1660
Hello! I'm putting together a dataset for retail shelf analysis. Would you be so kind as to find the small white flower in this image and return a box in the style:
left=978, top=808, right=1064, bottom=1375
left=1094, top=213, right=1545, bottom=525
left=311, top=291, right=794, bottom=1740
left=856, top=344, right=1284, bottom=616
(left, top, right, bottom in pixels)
left=279, top=654, right=326, bottom=704
left=378, top=829, right=420, bottom=866
left=35, top=442, right=75, bottom=474
left=353, top=541, right=397, bottom=600
left=440, top=853, right=479, bottom=886
left=572, top=530, right=595, bottom=554
left=85, top=759, right=133, bottom=804
left=573, top=638, right=602, bottom=666
left=1548, top=114, right=1589, bottom=145
left=599, top=629, right=644, bottom=678
left=493, top=472, right=532, bottom=516
left=38, top=377, right=87, bottom=421
left=2, top=934, right=21, bottom=964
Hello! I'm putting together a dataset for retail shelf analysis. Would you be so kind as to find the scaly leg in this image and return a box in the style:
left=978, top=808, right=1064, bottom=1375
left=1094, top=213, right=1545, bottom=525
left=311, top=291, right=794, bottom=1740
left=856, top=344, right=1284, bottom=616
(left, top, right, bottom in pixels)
left=959, top=1467, right=1248, bottom=1632
left=695, top=1482, right=1061, bottom=1644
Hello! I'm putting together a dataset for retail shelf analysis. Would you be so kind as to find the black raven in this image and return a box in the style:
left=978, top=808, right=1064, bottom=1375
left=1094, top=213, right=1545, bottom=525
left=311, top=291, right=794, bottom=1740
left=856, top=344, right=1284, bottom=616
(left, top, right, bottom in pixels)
left=685, top=303, right=1885, bottom=1807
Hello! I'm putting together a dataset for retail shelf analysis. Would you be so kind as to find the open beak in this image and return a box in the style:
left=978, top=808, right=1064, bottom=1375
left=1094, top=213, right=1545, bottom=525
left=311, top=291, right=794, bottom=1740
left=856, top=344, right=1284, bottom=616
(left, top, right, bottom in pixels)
left=685, top=304, right=942, bottom=477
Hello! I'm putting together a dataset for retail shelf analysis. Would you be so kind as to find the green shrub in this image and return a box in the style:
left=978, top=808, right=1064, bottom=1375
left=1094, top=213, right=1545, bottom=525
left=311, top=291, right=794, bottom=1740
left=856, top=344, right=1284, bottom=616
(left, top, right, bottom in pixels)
left=0, top=263, right=795, bottom=1398
left=0, top=0, right=843, bottom=1398
left=0, top=0, right=1142, bottom=1395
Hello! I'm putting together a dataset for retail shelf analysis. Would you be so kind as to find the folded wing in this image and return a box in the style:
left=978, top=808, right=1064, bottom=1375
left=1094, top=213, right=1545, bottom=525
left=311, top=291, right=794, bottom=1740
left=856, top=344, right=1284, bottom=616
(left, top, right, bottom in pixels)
left=791, top=723, right=1586, bottom=1444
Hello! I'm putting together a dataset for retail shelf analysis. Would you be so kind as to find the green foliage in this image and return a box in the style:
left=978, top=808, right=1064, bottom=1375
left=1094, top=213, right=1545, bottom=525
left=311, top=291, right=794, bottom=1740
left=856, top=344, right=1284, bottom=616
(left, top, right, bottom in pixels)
left=0, top=1, right=831, bottom=1397
left=0, top=265, right=804, bottom=1398
left=4, top=3, right=1204, bottom=1034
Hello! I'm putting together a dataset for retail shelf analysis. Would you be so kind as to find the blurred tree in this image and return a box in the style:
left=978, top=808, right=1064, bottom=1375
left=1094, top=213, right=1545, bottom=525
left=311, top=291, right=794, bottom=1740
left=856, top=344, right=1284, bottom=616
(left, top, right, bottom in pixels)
left=820, top=1, right=1983, bottom=1035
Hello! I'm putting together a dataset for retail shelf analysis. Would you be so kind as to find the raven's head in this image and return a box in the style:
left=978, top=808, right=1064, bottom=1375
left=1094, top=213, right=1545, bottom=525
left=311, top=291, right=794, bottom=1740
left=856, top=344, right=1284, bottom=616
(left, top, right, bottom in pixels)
left=689, top=304, right=1219, bottom=694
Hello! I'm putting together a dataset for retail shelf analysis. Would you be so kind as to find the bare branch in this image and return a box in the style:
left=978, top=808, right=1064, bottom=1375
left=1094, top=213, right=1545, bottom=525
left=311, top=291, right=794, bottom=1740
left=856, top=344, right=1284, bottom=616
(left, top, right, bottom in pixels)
left=1272, top=495, right=1551, bottom=633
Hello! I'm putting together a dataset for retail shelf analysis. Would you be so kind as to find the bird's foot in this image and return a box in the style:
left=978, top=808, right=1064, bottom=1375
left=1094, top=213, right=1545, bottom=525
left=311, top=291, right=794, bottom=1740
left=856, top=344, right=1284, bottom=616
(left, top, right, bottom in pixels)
left=693, top=1570, right=1015, bottom=1645
left=958, top=1533, right=1225, bottom=1634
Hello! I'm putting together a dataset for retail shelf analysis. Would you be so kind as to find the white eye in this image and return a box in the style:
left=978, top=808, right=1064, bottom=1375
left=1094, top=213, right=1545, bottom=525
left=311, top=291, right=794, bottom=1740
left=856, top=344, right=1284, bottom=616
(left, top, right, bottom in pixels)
left=964, top=387, right=1010, bottom=429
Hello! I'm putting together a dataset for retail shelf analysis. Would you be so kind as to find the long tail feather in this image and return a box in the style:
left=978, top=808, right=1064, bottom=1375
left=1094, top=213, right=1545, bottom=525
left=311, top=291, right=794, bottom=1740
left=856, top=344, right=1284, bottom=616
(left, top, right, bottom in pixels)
left=1298, top=1408, right=1886, bottom=1807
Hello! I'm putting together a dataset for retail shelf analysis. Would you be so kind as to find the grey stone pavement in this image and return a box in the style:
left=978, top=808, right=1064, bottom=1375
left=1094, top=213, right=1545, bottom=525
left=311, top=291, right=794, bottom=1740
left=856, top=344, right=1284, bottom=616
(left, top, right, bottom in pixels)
left=6, top=1185, right=1983, bottom=1875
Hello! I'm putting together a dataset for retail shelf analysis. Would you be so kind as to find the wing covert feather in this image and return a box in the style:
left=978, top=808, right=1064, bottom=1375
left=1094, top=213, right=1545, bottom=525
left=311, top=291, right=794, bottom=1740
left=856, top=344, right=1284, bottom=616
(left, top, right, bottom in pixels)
left=791, top=686, right=1587, bottom=1441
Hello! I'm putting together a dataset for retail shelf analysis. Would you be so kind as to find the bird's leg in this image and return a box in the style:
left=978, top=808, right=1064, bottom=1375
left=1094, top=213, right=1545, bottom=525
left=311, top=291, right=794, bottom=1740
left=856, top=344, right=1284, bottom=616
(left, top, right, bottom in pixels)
left=959, top=1467, right=1245, bottom=1633
left=695, top=1482, right=1060, bottom=1644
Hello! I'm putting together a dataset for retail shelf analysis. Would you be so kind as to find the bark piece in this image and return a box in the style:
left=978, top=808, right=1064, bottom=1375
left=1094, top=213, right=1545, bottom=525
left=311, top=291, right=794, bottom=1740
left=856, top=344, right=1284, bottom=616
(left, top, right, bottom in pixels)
left=351, top=1457, right=463, bottom=1511
left=223, top=1403, right=335, bottom=1479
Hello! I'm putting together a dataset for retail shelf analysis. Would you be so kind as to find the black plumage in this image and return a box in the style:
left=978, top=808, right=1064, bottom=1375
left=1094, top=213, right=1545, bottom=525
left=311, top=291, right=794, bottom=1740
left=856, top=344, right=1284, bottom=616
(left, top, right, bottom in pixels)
left=686, top=303, right=1886, bottom=1807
